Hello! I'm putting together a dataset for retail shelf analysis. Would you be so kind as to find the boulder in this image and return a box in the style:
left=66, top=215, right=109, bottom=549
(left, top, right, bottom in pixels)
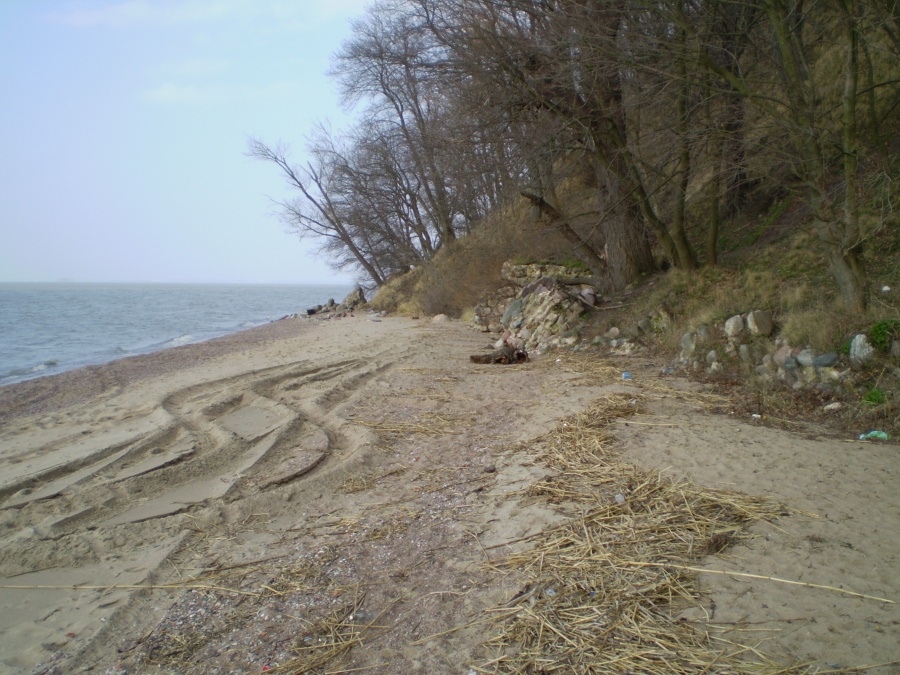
left=501, top=298, right=525, bottom=328
left=724, top=315, right=744, bottom=338
left=773, top=344, right=793, bottom=368
left=849, top=334, right=874, bottom=366
left=747, top=310, right=774, bottom=336
left=651, top=306, right=673, bottom=332
left=680, top=331, right=696, bottom=358
left=340, top=286, right=366, bottom=311
left=813, top=352, right=839, bottom=368
left=796, top=348, right=816, bottom=368
left=695, top=325, right=713, bottom=343
left=432, top=314, right=451, bottom=323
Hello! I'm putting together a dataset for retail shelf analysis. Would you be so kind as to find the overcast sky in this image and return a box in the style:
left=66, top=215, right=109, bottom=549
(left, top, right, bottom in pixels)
left=0, top=0, right=370, bottom=284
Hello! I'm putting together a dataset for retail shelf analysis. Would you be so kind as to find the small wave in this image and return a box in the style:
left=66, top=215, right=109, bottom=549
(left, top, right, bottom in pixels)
left=0, top=360, right=62, bottom=385
left=167, top=334, right=194, bottom=347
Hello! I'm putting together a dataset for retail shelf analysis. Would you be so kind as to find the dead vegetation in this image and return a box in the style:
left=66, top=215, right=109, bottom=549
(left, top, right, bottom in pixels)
left=465, top=392, right=792, bottom=673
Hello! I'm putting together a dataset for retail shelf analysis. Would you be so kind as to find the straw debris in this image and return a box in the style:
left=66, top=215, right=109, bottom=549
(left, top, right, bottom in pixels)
left=473, top=392, right=790, bottom=673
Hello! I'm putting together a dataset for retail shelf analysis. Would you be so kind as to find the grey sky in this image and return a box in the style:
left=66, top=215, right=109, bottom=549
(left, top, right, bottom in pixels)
left=0, top=0, right=370, bottom=284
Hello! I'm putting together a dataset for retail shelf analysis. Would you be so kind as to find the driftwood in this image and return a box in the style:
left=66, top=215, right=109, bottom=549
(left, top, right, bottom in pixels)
left=470, top=345, right=528, bottom=365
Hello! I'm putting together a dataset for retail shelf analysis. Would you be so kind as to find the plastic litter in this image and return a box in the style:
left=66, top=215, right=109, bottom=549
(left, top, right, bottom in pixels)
left=614, top=493, right=626, bottom=504
left=859, top=430, right=889, bottom=441
left=621, top=371, right=632, bottom=380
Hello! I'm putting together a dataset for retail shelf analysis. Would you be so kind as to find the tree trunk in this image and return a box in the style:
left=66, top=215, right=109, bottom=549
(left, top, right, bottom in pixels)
left=827, top=245, right=867, bottom=311
left=520, top=191, right=610, bottom=281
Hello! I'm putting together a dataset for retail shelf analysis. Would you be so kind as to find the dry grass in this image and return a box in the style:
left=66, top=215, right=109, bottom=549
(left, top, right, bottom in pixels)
left=352, top=412, right=467, bottom=436
left=470, top=392, right=791, bottom=673
left=339, top=467, right=408, bottom=494
left=270, top=590, right=370, bottom=674
left=372, top=202, right=575, bottom=318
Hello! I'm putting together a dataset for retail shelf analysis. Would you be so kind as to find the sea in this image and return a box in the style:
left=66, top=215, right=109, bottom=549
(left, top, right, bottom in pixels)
left=0, top=283, right=354, bottom=386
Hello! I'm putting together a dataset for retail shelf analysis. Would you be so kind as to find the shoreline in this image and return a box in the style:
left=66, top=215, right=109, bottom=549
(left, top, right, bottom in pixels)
left=0, top=316, right=319, bottom=425
left=0, top=281, right=354, bottom=391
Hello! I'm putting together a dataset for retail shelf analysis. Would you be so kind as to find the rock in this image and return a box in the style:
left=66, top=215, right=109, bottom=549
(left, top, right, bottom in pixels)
left=501, top=298, right=525, bottom=327
left=432, top=314, right=450, bottom=323
left=592, top=335, right=610, bottom=347
left=849, top=334, right=874, bottom=366
left=706, top=350, right=718, bottom=364
left=802, top=366, right=819, bottom=383
left=813, top=352, right=839, bottom=368
left=606, top=327, right=620, bottom=339
left=637, top=317, right=653, bottom=335
left=680, top=331, right=696, bottom=358
left=724, top=315, right=744, bottom=338
left=783, top=357, right=798, bottom=371
left=340, top=286, right=366, bottom=311
left=773, top=344, right=793, bottom=368
left=892, top=340, right=900, bottom=359
left=818, top=367, right=842, bottom=382
left=747, top=310, right=774, bottom=336
left=823, top=402, right=843, bottom=413
left=796, top=348, right=816, bottom=368
left=695, top=325, right=713, bottom=344
left=739, top=344, right=753, bottom=364
left=622, top=324, right=642, bottom=339
left=651, top=307, right=673, bottom=332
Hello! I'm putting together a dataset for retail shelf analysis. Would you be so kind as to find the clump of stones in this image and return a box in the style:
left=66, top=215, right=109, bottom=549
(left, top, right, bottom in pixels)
left=473, top=263, right=898, bottom=399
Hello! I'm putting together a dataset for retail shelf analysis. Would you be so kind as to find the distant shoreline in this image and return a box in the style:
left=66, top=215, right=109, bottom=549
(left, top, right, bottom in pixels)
left=0, top=315, right=317, bottom=424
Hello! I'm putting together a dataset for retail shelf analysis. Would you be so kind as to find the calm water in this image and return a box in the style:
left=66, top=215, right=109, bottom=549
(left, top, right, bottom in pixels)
left=0, top=283, right=354, bottom=386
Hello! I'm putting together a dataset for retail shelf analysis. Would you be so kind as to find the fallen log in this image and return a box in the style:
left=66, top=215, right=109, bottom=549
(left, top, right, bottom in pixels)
left=470, top=345, right=528, bottom=365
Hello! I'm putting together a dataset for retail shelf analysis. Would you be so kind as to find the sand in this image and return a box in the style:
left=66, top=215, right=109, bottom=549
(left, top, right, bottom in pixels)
left=0, top=315, right=896, bottom=673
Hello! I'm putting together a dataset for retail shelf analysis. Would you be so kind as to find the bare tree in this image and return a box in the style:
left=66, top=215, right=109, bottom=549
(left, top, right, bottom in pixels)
left=247, top=137, right=386, bottom=285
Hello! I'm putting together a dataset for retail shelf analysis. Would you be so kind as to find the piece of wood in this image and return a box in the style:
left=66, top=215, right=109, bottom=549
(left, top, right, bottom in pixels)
left=470, top=345, right=528, bottom=365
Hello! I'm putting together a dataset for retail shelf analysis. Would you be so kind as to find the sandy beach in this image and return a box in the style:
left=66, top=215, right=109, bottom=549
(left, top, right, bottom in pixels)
left=0, top=315, right=897, bottom=673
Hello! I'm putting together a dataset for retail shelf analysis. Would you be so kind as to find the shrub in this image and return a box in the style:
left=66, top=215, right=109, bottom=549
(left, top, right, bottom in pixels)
left=868, top=319, right=900, bottom=351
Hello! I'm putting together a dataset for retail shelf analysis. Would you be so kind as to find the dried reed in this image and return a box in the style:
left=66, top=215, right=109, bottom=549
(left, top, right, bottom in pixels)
left=472, top=392, right=791, bottom=673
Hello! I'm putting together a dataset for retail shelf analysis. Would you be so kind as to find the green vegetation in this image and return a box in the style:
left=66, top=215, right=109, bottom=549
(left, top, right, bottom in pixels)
left=863, top=388, right=887, bottom=406
left=869, top=320, right=900, bottom=352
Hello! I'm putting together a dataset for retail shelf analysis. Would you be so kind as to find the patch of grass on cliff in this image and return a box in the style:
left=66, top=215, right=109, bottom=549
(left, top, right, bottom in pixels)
left=374, top=203, right=573, bottom=317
